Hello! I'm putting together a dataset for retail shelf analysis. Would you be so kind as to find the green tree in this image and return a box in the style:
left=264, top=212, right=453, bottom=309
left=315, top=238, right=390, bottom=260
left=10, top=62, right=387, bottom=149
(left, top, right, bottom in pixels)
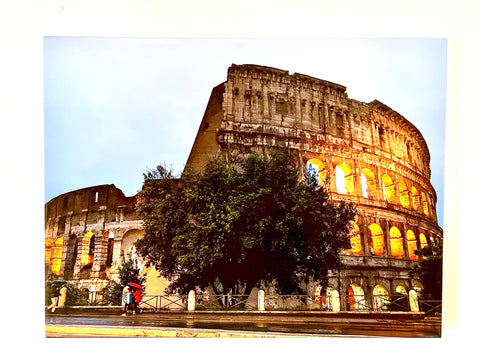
left=413, top=239, right=443, bottom=300
left=136, top=147, right=356, bottom=295
left=103, top=250, right=146, bottom=305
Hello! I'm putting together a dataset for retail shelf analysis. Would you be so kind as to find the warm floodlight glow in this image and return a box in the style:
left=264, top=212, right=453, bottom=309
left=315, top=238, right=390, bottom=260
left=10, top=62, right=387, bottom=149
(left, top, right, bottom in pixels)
left=390, top=227, right=405, bottom=259
left=369, top=224, right=385, bottom=257
left=399, top=180, right=410, bottom=208
left=382, top=174, right=395, bottom=203
left=407, top=230, right=418, bottom=260
left=307, top=158, right=327, bottom=187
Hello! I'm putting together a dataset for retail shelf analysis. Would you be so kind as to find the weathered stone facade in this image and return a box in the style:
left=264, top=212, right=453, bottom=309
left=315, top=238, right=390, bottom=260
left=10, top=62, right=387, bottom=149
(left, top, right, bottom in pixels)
left=45, top=64, right=442, bottom=310
left=44, top=184, right=167, bottom=293
left=185, top=64, right=443, bottom=310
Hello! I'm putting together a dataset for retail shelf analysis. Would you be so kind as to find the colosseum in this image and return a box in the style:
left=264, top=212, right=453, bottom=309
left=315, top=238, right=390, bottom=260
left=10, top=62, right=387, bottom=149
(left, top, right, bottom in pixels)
left=45, top=64, right=442, bottom=310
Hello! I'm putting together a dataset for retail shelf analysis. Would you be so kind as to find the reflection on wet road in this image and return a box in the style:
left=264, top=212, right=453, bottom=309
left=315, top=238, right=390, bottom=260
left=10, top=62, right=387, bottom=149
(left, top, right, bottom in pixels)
left=45, top=313, right=441, bottom=338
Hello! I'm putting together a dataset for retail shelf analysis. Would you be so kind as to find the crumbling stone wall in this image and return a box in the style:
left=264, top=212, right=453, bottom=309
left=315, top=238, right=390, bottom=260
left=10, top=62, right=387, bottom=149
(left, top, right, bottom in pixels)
left=45, top=184, right=143, bottom=292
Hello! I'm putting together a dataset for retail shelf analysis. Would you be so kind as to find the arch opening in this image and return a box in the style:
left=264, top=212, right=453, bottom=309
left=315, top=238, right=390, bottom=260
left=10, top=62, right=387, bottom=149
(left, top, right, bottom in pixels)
left=407, top=230, right=419, bottom=260
left=399, top=180, right=410, bottom=208
left=382, top=174, right=395, bottom=203
left=390, top=226, right=405, bottom=259
left=361, top=168, right=376, bottom=199
left=345, top=221, right=362, bottom=255
left=336, top=163, right=354, bottom=195
left=411, top=187, right=420, bottom=210
left=369, top=224, right=385, bottom=257
left=373, top=284, right=390, bottom=311
left=346, top=284, right=366, bottom=311
left=306, top=159, right=327, bottom=187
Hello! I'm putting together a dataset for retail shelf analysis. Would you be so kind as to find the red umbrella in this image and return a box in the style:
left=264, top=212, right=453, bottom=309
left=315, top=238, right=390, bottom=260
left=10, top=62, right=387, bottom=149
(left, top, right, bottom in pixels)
left=128, top=282, right=142, bottom=289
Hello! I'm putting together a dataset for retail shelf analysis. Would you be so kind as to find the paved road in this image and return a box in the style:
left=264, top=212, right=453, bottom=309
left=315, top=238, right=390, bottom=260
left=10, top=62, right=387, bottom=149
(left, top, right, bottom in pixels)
left=45, top=312, right=441, bottom=338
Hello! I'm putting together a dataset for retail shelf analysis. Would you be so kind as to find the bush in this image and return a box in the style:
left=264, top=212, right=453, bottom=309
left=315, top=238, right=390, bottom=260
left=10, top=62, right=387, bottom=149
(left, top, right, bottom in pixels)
left=45, top=279, right=89, bottom=306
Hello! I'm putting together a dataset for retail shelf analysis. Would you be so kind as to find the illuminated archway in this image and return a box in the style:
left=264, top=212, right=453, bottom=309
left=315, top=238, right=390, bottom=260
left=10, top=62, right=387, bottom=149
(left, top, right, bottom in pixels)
left=411, top=186, right=420, bottom=210
left=45, top=237, right=53, bottom=267
left=420, top=233, right=428, bottom=248
left=369, top=224, right=385, bottom=257
left=396, top=285, right=407, bottom=295
left=361, top=168, right=376, bottom=199
left=336, top=163, right=354, bottom=195
left=399, top=180, right=410, bottom=208
left=422, top=192, right=429, bottom=216
left=81, top=232, right=95, bottom=265
left=314, top=286, right=334, bottom=310
left=306, top=159, right=327, bottom=187
left=407, top=230, right=418, bottom=260
left=373, top=284, right=390, bottom=311
left=390, top=226, right=405, bottom=259
left=347, top=221, right=362, bottom=255
left=51, top=238, right=63, bottom=275
left=346, top=284, right=365, bottom=311
left=382, top=174, right=395, bottom=202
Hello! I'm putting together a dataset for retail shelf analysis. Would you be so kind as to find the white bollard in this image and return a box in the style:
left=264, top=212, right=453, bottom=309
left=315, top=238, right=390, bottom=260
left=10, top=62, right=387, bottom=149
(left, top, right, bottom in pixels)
left=258, top=290, right=265, bottom=311
left=57, top=287, right=67, bottom=308
left=331, top=290, right=340, bottom=312
left=409, top=290, right=420, bottom=312
left=188, top=290, right=196, bottom=311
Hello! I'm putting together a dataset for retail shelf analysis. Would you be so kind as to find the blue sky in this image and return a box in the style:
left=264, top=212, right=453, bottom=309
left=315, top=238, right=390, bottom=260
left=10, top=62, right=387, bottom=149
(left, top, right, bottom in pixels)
left=44, top=38, right=446, bottom=226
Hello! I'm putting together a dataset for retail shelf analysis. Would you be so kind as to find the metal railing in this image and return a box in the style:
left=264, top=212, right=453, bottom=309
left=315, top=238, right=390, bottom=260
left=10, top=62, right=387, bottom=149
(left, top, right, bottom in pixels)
left=139, top=295, right=187, bottom=311
left=420, top=300, right=442, bottom=316
left=195, top=294, right=254, bottom=310
left=346, top=295, right=369, bottom=311
left=83, top=290, right=440, bottom=315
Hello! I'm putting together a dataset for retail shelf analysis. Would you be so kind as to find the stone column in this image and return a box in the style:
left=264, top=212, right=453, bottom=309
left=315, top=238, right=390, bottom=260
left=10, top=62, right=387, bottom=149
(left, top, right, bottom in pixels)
left=384, top=220, right=392, bottom=258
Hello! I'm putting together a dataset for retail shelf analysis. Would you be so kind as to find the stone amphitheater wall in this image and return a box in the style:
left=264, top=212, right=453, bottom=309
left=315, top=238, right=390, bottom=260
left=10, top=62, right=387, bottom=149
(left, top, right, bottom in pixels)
left=45, top=64, right=443, bottom=308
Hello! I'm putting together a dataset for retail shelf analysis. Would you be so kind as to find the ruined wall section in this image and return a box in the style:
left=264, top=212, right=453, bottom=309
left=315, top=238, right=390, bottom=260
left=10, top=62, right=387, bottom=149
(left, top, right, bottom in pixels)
left=185, top=83, right=226, bottom=171
left=216, top=64, right=431, bottom=178
left=45, top=184, right=142, bottom=290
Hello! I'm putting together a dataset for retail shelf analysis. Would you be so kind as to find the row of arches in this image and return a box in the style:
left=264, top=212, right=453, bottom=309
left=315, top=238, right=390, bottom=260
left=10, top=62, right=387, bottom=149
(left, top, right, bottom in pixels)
left=315, top=283, right=421, bottom=312
left=306, top=158, right=435, bottom=219
left=45, top=229, right=143, bottom=280
left=346, top=221, right=437, bottom=260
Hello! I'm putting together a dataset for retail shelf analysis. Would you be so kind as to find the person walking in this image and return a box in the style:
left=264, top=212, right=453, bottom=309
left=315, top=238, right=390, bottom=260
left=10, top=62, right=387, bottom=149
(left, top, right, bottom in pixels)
left=132, top=286, right=142, bottom=315
left=122, top=286, right=133, bottom=316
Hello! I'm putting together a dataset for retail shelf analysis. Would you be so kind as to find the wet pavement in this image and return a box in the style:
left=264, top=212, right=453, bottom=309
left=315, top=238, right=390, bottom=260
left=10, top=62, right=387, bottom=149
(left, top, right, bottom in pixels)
left=45, top=312, right=441, bottom=338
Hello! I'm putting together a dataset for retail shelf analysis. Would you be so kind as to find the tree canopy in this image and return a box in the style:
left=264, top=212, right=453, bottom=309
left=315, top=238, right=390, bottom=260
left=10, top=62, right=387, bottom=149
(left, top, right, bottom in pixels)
left=135, top=147, right=357, bottom=295
left=414, top=239, right=443, bottom=300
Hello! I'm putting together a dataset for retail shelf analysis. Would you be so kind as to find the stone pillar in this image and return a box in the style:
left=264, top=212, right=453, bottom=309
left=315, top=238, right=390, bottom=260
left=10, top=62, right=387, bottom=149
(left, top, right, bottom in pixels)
left=188, top=290, right=196, bottom=311
left=258, top=290, right=265, bottom=311
left=384, top=220, right=392, bottom=258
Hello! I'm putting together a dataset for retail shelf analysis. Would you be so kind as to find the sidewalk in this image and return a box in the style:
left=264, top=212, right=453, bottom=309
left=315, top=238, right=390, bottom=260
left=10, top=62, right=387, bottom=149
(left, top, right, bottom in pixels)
left=45, top=324, right=364, bottom=338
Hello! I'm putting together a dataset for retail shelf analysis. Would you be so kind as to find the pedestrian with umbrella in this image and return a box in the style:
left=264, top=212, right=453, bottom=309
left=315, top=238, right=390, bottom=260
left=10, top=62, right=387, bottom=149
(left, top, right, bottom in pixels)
left=128, top=282, right=143, bottom=315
